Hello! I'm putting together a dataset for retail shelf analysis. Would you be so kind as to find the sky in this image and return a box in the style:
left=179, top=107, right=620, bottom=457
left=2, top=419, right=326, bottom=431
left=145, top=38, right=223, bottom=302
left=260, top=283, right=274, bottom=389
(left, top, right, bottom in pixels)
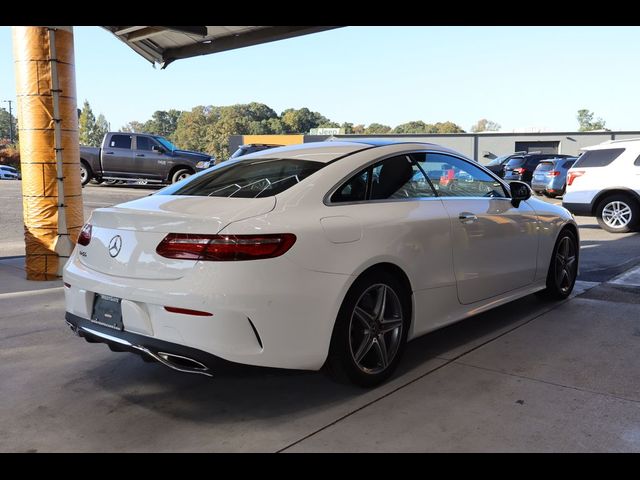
left=1, top=26, right=640, bottom=133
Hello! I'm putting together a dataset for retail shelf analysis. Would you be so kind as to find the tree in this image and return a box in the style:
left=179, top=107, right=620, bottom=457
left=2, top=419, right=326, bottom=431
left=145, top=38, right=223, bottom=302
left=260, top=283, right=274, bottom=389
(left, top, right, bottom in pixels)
left=471, top=118, right=501, bottom=132
left=0, top=107, right=18, bottom=142
left=392, top=121, right=429, bottom=134
left=432, top=121, right=465, bottom=133
left=577, top=109, right=607, bottom=131
left=365, top=123, right=392, bottom=134
left=94, top=114, right=110, bottom=143
left=281, top=107, right=330, bottom=133
left=120, top=121, right=146, bottom=133
left=78, top=100, right=109, bottom=146
left=143, top=109, right=183, bottom=138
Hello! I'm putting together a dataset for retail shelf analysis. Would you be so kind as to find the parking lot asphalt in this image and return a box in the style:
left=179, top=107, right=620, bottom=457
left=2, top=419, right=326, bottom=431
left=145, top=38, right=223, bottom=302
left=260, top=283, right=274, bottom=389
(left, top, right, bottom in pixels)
left=1, top=180, right=640, bottom=452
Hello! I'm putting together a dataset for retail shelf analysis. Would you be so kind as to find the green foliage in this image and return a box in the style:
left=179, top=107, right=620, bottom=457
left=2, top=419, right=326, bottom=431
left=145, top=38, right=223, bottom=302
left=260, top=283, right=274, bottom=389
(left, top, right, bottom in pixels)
left=577, top=109, right=607, bottom=131
left=281, top=107, right=331, bottom=133
left=392, top=121, right=464, bottom=134
left=471, top=118, right=501, bottom=132
left=123, top=102, right=470, bottom=161
left=0, top=107, right=18, bottom=142
left=143, top=109, right=183, bottom=139
left=365, top=123, right=392, bottom=134
left=120, top=121, right=146, bottom=133
left=79, top=100, right=110, bottom=147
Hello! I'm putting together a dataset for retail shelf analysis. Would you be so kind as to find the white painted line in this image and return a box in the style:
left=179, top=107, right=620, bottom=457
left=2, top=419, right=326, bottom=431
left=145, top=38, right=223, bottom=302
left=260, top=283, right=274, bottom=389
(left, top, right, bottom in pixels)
left=580, top=244, right=600, bottom=249
left=0, top=286, right=64, bottom=300
left=609, top=265, right=640, bottom=287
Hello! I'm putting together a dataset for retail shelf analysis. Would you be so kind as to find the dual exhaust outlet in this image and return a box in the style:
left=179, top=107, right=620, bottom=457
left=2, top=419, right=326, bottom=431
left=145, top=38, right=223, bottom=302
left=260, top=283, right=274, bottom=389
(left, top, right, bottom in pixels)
left=67, top=321, right=212, bottom=377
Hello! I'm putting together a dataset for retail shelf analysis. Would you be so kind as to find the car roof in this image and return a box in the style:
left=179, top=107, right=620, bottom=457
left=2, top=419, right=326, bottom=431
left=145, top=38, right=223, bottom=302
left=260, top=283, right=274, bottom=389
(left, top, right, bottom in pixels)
left=240, top=140, right=465, bottom=163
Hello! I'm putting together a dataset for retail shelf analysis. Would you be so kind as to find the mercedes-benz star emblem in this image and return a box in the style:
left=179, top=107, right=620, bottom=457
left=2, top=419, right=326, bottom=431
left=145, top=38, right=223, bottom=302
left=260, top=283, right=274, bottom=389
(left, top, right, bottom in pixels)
left=108, top=235, right=122, bottom=258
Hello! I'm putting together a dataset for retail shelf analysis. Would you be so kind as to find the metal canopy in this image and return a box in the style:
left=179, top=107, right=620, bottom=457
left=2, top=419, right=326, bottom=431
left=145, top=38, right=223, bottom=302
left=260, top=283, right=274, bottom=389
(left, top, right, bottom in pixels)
left=102, top=26, right=342, bottom=68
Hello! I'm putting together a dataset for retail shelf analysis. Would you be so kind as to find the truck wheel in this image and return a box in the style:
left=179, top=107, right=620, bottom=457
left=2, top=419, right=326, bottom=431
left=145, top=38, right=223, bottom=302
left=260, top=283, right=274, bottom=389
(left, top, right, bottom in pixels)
left=172, top=168, right=192, bottom=184
left=80, top=162, right=92, bottom=186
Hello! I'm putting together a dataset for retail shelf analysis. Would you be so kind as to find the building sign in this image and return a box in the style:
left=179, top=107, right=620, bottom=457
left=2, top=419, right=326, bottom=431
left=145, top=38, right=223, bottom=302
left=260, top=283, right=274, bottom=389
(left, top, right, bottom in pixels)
left=309, top=128, right=344, bottom=135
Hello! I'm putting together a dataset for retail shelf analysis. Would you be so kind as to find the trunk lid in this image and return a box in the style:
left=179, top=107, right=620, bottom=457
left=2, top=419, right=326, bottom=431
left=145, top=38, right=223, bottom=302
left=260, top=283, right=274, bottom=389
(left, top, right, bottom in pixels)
left=77, top=195, right=275, bottom=279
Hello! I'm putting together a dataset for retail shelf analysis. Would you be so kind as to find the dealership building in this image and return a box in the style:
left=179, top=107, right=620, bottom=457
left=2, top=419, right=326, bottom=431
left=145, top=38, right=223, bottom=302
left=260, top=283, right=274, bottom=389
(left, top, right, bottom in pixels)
left=230, top=130, right=640, bottom=164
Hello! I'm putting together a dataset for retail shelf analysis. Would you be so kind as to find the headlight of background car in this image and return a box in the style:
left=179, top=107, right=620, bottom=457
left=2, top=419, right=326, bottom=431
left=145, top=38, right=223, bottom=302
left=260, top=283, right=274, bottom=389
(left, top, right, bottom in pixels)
left=196, top=161, right=211, bottom=169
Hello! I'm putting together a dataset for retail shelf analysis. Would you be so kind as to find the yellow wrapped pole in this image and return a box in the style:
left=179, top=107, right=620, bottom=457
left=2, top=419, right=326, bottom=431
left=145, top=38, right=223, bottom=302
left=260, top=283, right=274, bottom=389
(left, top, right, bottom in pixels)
left=12, top=26, right=83, bottom=280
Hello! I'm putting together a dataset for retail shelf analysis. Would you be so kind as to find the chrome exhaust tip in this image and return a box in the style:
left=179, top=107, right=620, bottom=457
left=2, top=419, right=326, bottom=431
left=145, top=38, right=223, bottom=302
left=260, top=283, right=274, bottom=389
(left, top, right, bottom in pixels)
left=69, top=323, right=213, bottom=377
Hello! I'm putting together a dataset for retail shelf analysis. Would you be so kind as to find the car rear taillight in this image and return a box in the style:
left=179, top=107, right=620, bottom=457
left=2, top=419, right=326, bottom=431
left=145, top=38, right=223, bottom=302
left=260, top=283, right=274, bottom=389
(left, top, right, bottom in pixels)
left=513, top=168, right=526, bottom=174
left=156, top=233, right=297, bottom=261
left=567, top=170, right=585, bottom=186
left=77, top=224, right=92, bottom=246
left=164, top=306, right=213, bottom=317
left=547, top=171, right=561, bottom=177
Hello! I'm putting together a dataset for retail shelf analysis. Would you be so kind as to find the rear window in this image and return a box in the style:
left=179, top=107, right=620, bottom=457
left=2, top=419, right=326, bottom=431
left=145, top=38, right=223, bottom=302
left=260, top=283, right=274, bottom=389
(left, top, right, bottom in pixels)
left=535, top=162, right=554, bottom=172
left=562, top=160, right=576, bottom=169
left=505, top=158, right=525, bottom=168
left=159, top=158, right=324, bottom=198
left=573, top=148, right=625, bottom=168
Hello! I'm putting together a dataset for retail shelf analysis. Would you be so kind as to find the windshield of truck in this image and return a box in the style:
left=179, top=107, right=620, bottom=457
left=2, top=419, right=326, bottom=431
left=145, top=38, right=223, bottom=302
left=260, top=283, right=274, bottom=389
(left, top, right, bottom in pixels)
left=155, top=136, right=177, bottom=152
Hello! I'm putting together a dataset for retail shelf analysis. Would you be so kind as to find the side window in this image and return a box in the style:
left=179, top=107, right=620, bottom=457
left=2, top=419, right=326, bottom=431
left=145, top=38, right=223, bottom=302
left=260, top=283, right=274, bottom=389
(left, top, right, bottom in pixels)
left=136, top=136, right=155, bottom=151
left=634, top=155, right=640, bottom=167
left=423, top=153, right=507, bottom=198
left=370, top=155, right=435, bottom=200
left=331, top=169, right=369, bottom=203
left=109, top=135, right=132, bottom=149
left=573, top=148, right=625, bottom=168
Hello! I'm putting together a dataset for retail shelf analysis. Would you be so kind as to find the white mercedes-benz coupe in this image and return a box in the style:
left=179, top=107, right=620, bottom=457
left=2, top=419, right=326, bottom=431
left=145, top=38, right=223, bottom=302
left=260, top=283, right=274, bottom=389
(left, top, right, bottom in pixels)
left=64, top=140, right=579, bottom=387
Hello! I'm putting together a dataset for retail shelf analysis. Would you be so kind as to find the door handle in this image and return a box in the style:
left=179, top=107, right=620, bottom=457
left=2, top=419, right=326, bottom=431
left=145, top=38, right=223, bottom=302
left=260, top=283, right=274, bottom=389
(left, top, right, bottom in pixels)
left=135, top=154, right=145, bottom=157
left=458, top=212, right=478, bottom=224
left=105, top=151, right=114, bottom=155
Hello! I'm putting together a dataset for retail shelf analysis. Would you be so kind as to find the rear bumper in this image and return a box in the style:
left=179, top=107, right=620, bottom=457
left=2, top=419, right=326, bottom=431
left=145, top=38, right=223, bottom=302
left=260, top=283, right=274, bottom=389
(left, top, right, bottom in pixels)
left=65, top=312, right=243, bottom=376
left=562, top=202, right=592, bottom=216
left=63, top=249, right=352, bottom=370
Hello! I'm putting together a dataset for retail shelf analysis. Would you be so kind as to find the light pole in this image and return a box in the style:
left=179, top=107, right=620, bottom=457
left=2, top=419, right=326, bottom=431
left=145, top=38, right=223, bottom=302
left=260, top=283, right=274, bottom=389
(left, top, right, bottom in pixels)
left=3, top=100, right=14, bottom=143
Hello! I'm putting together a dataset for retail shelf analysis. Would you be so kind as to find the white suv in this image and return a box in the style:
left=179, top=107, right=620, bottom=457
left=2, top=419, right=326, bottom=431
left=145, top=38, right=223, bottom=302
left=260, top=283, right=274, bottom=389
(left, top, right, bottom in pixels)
left=0, top=165, right=19, bottom=180
left=563, top=138, right=640, bottom=233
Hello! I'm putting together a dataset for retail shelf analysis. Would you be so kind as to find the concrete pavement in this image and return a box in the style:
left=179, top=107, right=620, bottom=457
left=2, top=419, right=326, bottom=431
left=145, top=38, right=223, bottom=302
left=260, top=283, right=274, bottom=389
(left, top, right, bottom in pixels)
left=2, top=251, right=640, bottom=452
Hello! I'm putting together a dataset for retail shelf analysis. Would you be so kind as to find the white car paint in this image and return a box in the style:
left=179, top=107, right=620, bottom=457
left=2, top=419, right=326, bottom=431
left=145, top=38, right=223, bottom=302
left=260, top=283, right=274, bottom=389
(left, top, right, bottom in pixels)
left=563, top=137, right=640, bottom=230
left=64, top=141, right=577, bottom=373
left=0, top=165, right=19, bottom=180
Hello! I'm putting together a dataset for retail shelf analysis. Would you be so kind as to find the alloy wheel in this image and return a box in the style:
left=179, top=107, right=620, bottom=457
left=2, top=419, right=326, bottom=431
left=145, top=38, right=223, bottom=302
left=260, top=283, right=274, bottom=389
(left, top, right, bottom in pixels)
left=349, top=283, right=403, bottom=375
left=602, top=201, right=632, bottom=229
left=555, top=236, right=577, bottom=294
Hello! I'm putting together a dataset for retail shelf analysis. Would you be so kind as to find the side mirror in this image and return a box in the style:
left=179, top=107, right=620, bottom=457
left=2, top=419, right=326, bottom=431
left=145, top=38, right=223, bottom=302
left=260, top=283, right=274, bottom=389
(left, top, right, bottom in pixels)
left=152, top=145, right=165, bottom=154
left=509, top=181, right=531, bottom=207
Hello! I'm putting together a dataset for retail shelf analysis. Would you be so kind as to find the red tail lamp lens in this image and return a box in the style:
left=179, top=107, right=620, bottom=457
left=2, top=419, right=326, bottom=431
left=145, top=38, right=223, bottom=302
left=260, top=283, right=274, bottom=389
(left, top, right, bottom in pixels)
left=156, top=233, right=297, bottom=261
left=567, top=170, right=585, bottom=186
left=513, top=168, right=526, bottom=174
left=77, top=224, right=92, bottom=246
left=164, top=306, right=213, bottom=317
left=548, top=171, right=561, bottom=177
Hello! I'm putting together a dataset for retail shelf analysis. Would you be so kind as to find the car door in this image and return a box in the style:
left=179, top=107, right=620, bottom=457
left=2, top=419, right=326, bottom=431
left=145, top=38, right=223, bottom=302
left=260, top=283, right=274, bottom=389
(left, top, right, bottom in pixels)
left=102, top=134, right=134, bottom=176
left=133, top=136, right=167, bottom=180
left=420, top=152, right=539, bottom=305
left=328, top=154, right=456, bottom=335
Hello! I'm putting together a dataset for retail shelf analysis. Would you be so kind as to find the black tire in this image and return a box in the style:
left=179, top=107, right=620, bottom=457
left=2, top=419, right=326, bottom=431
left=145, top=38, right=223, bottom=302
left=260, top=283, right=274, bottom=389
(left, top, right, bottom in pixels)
left=595, top=194, right=640, bottom=233
left=80, top=161, right=92, bottom=186
left=171, top=168, right=193, bottom=184
left=537, top=229, right=578, bottom=301
left=326, top=271, right=411, bottom=388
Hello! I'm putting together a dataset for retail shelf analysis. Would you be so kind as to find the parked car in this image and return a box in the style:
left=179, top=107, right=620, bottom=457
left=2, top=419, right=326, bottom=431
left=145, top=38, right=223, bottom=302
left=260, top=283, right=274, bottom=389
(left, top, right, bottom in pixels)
left=484, top=151, right=527, bottom=178
left=230, top=143, right=283, bottom=159
left=80, top=132, right=213, bottom=186
left=64, top=140, right=578, bottom=387
left=563, top=138, right=640, bottom=233
left=531, top=157, right=577, bottom=198
left=503, top=153, right=573, bottom=184
left=0, top=165, right=19, bottom=180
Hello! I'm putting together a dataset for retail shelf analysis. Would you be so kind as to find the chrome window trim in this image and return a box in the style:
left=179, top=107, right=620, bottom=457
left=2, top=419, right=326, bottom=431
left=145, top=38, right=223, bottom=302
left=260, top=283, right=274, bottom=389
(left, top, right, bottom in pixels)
left=324, top=149, right=511, bottom=206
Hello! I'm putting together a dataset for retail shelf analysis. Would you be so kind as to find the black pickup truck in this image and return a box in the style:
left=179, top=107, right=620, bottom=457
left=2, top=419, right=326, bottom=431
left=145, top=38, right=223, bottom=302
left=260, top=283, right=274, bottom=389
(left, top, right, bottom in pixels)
left=79, top=132, right=213, bottom=186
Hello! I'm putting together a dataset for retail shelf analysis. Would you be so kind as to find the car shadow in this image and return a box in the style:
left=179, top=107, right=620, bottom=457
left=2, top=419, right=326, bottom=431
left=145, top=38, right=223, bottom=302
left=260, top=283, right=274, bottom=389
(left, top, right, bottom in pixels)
left=86, top=292, right=551, bottom=424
